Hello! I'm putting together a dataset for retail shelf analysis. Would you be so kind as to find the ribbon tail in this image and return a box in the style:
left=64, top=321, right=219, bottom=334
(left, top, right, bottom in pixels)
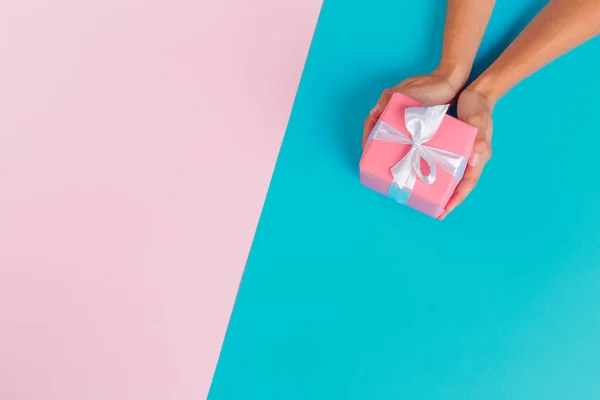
left=391, top=146, right=419, bottom=192
left=424, top=146, right=467, bottom=182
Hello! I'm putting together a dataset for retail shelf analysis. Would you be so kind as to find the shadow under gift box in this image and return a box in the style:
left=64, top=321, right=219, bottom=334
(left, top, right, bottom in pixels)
left=359, top=93, right=477, bottom=218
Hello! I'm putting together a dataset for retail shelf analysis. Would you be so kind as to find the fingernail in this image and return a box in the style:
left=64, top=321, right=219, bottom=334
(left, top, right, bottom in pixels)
left=469, top=153, right=480, bottom=167
left=370, top=105, right=381, bottom=115
left=438, top=211, right=447, bottom=220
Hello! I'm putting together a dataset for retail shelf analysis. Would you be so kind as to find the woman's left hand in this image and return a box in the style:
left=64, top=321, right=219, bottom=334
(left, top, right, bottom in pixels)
left=438, top=86, right=494, bottom=220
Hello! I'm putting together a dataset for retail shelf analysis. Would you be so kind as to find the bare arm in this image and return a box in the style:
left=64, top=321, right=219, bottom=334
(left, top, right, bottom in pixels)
left=471, top=0, right=600, bottom=103
left=363, top=0, right=495, bottom=145
left=437, top=0, right=497, bottom=89
left=442, top=0, right=600, bottom=218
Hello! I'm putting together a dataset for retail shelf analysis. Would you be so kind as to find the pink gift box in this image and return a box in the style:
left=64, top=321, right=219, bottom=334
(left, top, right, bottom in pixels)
left=359, top=93, right=477, bottom=218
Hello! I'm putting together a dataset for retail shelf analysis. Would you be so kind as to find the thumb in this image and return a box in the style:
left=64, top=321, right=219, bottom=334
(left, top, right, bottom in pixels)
left=363, top=89, right=395, bottom=148
left=462, top=112, right=493, bottom=167
left=369, top=88, right=394, bottom=119
left=468, top=137, right=492, bottom=167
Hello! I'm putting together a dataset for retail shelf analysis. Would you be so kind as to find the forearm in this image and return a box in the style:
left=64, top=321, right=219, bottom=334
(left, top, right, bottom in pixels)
left=471, top=0, right=600, bottom=103
left=435, top=0, right=496, bottom=88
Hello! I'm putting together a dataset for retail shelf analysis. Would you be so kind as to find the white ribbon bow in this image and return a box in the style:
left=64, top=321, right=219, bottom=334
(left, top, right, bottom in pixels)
left=371, top=104, right=466, bottom=192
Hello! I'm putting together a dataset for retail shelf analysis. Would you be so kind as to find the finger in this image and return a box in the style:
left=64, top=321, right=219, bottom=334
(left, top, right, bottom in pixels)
left=397, top=76, right=459, bottom=107
left=438, top=162, right=483, bottom=220
left=371, top=88, right=394, bottom=117
left=398, top=79, right=440, bottom=106
left=461, top=109, right=493, bottom=166
left=467, top=136, right=492, bottom=168
left=363, top=88, right=394, bottom=148
left=440, top=138, right=491, bottom=219
left=362, top=114, right=377, bottom=148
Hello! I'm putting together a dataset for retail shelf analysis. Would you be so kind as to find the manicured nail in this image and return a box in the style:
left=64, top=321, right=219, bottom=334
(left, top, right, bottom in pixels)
left=438, top=211, right=448, bottom=220
left=469, top=153, right=480, bottom=167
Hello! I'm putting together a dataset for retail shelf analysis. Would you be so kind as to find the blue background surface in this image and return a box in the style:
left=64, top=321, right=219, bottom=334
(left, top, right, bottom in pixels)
left=209, top=0, right=600, bottom=398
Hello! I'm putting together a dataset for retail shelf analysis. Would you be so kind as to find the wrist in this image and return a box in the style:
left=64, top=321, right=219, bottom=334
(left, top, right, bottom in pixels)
left=468, top=72, right=503, bottom=107
left=433, top=60, right=471, bottom=92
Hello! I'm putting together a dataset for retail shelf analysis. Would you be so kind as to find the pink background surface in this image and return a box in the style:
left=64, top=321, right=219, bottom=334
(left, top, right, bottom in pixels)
left=0, top=1, right=321, bottom=399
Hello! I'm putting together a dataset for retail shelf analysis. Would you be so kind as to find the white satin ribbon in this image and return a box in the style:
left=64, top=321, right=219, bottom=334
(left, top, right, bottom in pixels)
left=371, top=104, right=466, bottom=192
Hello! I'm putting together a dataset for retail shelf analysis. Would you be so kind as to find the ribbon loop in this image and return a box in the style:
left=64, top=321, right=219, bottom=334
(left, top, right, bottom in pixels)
left=370, top=104, right=465, bottom=195
left=405, top=104, right=449, bottom=143
left=414, top=146, right=437, bottom=185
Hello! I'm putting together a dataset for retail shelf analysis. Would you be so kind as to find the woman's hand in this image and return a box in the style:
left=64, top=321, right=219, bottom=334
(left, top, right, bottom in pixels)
left=361, top=70, right=494, bottom=220
left=439, top=0, right=600, bottom=219
left=362, top=70, right=465, bottom=147
left=438, top=86, right=494, bottom=220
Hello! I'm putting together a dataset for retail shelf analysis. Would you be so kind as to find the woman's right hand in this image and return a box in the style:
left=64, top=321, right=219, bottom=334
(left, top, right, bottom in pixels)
left=362, top=70, right=466, bottom=147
